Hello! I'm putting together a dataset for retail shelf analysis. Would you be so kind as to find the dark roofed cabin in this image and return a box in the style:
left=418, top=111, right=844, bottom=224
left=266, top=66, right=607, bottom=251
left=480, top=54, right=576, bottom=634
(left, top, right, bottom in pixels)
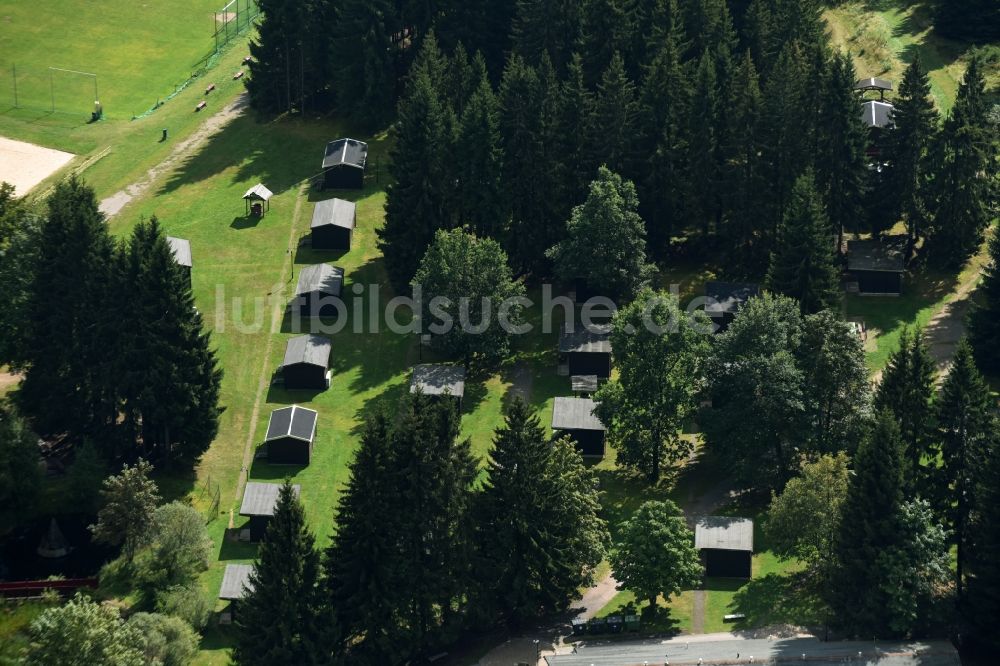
left=310, top=198, right=356, bottom=251
left=559, top=325, right=612, bottom=378
left=847, top=236, right=906, bottom=295
left=861, top=100, right=894, bottom=129
left=239, top=481, right=301, bottom=541
left=166, top=236, right=192, bottom=289
left=264, top=405, right=318, bottom=465
left=695, top=516, right=753, bottom=578
left=322, top=138, right=367, bottom=190
left=704, top=281, right=760, bottom=332
left=280, top=334, right=331, bottom=390
left=552, top=397, right=606, bottom=458
left=410, top=363, right=466, bottom=409
left=294, top=264, right=344, bottom=318
left=218, top=563, right=254, bottom=623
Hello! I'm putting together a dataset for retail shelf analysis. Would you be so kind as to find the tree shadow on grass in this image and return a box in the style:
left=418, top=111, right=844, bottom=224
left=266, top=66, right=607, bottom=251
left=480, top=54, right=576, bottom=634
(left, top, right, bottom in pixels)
left=218, top=532, right=257, bottom=562
left=581, top=599, right=682, bottom=637
left=729, top=570, right=828, bottom=632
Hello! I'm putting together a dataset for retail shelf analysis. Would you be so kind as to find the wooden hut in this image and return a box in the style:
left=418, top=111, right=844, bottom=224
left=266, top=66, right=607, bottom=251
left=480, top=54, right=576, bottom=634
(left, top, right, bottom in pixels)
left=239, top=482, right=300, bottom=542
left=264, top=405, right=318, bottom=465
left=559, top=325, right=612, bottom=378
left=322, top=138, right=367, bottom=189
left=218, top=563, right=254, bottom=624
left=310, top=198, right=356, bottom=251
left=704, top=281, right=760, bottom=332
left=293, top=264, right=344, bottom=318
left=695, top=516, right=753, bottom=578
left=166, top=236, right=192, bottom=288
left=280, top=334, right=332, bottom=390
left=847, top=237, right=906, bottom=295
left=552, top=397, right=606, bottom=458
left=410, top=364, right=465, bottom=409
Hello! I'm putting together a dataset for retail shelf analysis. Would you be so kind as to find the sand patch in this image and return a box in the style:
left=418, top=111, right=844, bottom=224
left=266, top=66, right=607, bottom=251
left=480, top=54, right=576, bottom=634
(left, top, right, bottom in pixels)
left=0, top=136, right=74, bottom=196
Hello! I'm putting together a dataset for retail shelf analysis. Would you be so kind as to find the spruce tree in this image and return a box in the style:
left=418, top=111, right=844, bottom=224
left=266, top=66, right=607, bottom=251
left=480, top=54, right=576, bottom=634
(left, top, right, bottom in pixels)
left=325, top=411, right=401, bottom=662
left=816, top=52, right=868, bottom=250
left=579, top=0, right=631, bottom=86
left=331, top=0, right=398, bottom=127
left=934, top=0, right=1000, bottom=42
left=245, top=0, right=312, bottom=114
left=926, top=57, right=991, bottom=268
left=765, top=170, right=840, bottom=314
left=687, top=52, right=721, bottom=239
left=875, top=328, right=936, bottom=493
left=743, top=0, right=777, bottom=74
left=967, top=427, right=1000, bottom=647
left=453, top=77, right=505, bottom=239
left=884, top=56, right=938, bottom=250
left=233, top=481, right=327, bottom=665
left=511, top=0, right=582, bottom=73
left=969, top=228, right=1000, bottom=374
left=829, top=412, right=906, bottom=636
left=720, top=50, right=763, bottom=261
left=379, top=66, right=448, bottom=291
left=589, top=53, right=639, bottom=183
left=554, top=54, right=596, bottom=220
left=935, top=340, right=992, bottom=596
left=476, top=398, right=607, bottom=626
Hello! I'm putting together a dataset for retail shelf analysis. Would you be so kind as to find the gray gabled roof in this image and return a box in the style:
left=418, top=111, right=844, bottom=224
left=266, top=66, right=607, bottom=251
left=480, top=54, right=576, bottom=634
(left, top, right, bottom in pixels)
left=861, top=100, right=894, bottom=128
left=311, top=198, right=356, bottom=231
left=410, top=364, right=465, bottom=397
left=166, top=237, right=192, bottom=268
left=264, top=405, right=318, bottom=443
left=847, top=236, right=907, bottom=272
left=552, top=397, right=605, bottom=432
left=559, top=325, right=611, bottom=354
left=322, top=138, right=368, bottom=170
left=243, top=183, right=273, bottom=201
left=854, top=77, right=893, bottom=92
left=239, top=481, right=301, bottom=517
left=295, top=264, right=344, bottom=297
left=281, top=334, right=331, bottom=369
left=218, top=563, right=254, bottom=600
left=695, top=516, right=754, bottom=552
left=704, top=281, right=760, bottom=315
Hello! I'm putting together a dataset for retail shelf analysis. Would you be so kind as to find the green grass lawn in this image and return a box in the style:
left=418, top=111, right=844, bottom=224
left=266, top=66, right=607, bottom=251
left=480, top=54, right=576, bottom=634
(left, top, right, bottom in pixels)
left=0, top=599, right=55, bottom=662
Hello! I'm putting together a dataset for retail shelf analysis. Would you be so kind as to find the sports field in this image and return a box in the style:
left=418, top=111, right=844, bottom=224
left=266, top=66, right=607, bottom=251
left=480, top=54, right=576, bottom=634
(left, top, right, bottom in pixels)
left=0, top=0, right=236, bottom=119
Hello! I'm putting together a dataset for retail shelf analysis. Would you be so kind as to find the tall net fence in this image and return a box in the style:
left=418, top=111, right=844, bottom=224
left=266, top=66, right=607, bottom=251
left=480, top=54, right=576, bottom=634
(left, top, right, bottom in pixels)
left=0, top=64, right=99, bottom=117
left=214, top=0, right=260, bottom=52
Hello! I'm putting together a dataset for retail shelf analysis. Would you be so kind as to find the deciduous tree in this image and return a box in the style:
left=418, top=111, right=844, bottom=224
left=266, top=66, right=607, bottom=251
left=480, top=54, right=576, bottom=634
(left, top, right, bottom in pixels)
left=90, top=459, right=160, bottom=563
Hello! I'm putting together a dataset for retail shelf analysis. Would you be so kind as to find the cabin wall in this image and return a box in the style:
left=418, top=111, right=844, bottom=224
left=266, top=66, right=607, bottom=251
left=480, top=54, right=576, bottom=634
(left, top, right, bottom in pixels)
left=323, top=166, right=364, bottom=189
left=702, top=548, right=752, bottom=578
left=568, top=352, right=612, bottom=378
left=283, top=364, right=328, bottom=390
left=311, top=226, right=352, bottom=251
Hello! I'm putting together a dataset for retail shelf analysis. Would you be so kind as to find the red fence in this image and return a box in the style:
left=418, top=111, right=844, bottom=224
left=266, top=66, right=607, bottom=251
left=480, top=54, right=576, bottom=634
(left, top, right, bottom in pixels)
left=0, top=578, right=98, bottom=598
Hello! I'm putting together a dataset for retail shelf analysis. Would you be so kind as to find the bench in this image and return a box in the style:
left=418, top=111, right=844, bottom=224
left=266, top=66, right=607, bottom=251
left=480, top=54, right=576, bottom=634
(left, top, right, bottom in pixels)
left=233, top=70, right=244, bottom=80
left=723, top=613, right=746, bottom=622
left=195, top=101, right=207, bottom=112
left=205, top=83, right=216, bottom=94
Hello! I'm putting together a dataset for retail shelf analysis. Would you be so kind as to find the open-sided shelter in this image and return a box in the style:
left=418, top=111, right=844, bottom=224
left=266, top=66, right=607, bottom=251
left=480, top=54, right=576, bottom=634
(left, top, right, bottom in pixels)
left=559, top=325, right=612, bottom=378
left=322, top=138, right=367, bottom=189
left=239, top=482, right=301, bottom=541
left=552, top=397, right=606, bottom=458
left=264, top=405, right=318, bottom=465
left=695, top=516, right=753, bottom=578
left=854, top=77, right=892, bottom=100
left=280, top=334, right=332, bottom=390
left=293, top=264, right=344, bottom=318
left=310, top=198, right=356, bottom=251
left=410, top=363, right=465, bottom=409
left=704, top=281, right=760, bottom=332
left=166, top=236, right=192, bottom=288
left=848, top=236, right=906, bottom=295
left=243, top=183, right=273, bottom=216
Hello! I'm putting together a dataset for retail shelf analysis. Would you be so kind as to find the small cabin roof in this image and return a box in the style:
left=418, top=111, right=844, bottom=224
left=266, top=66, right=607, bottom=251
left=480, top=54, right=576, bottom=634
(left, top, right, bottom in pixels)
left=322, top=138, right=368, bottom=170
left=239, top=481, right=301, bottom=517
left=410, top=363, right=465, bottom=397
left=311, top=198, right=356, bottom=231
left=295, top=264, right=344, bottom=297
left=552, top=397, right=605, bottom=432
left=861, top=100, right=894, bottom=128
left=854, top=77, right=893, bottom=92
left=281, top=334, right=331, bottom=369
left=695, top=516, right=754, bottom=552
left=166, top=237, right=192, bottom=268
left=243, top=183, right=274, bottom=201
left=218, top=564, right=254, bottom=600
left=264, top=405, right=318, bottom=443
left=559, top=325, right=612, bottom=354
left=847, top=237, right=907, bottom=273
left=704, top=281, right=760, bottom=315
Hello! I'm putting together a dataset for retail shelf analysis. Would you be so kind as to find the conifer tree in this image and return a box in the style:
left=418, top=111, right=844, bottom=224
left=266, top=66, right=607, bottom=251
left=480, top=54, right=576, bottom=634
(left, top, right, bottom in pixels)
left=926, top=57, right=991, bottom=268
left=245, top=0, right=313, bottom=113
left=967, top=427, right=1000, bottom=647
left=935, top=340, right=992, bottom=596
left=379, top=66, right=448, bottom=291
left=324, top=411, right=401, bottom=662
left=234, top=481, right=327, bottom=665
left=687, top=52, right=721, bottom=239
left=589, top=53, right=639, bottom=183
left=579, top=0, right=631, bottom=86
left=969, top=228, right=1000, bottom=374
left=453, top=77, right=504, bottom=239
left=743, top=0, right=776, bottom=74
left=884, top=56, right=938, bottom=250
left=874, top=328, right=936, bottom=493
left=511, top=0, right=582, bottom=73
left=829, top=413, right=906, bottom=636
left=331, top=0, right=399, bottom=127
left=934, top=0, right=1000, bottom=42
left=476, top=398, right=608, bottom=625
left=720, top=50, right=763, bottom=261
left=765, top=171, right=840, bottom=314
left=554, top=54, right=596, bottom=220
left=816, top=52, right=868, bottom=249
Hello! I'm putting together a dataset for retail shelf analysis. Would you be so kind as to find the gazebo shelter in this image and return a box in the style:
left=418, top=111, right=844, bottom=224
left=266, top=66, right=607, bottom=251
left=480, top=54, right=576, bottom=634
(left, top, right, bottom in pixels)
left=847, top=237, right=907, bottom=295
left=264, top=405, right=318, bottom=465
left=218, top=563, right=254, bottom=624
left=559, top=324, right=612, bottom=378
left=239, top=481, right=301, bottom=541
left=695, top=516, right=754, bottom=578
left=704, top=281, right=760, bottom=332
left=166, top=236, right=192, bottom=288
left=410, top=363, right=466, bottom=409
left=552, top=396, right=606, bottom=458
left=280, top=334, right=332, bottom=390
left=854, top=77, right=893, bottom=101
left=310, top=198, right=356, bottom=251
left=243, top=183, right=274, bottom=216
left=293, top=263, right=345, bottom=318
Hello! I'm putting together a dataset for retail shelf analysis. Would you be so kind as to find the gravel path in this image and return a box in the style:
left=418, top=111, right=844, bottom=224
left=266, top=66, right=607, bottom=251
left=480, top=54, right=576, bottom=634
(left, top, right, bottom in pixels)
left=98, top=93, right=249, bottom=218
